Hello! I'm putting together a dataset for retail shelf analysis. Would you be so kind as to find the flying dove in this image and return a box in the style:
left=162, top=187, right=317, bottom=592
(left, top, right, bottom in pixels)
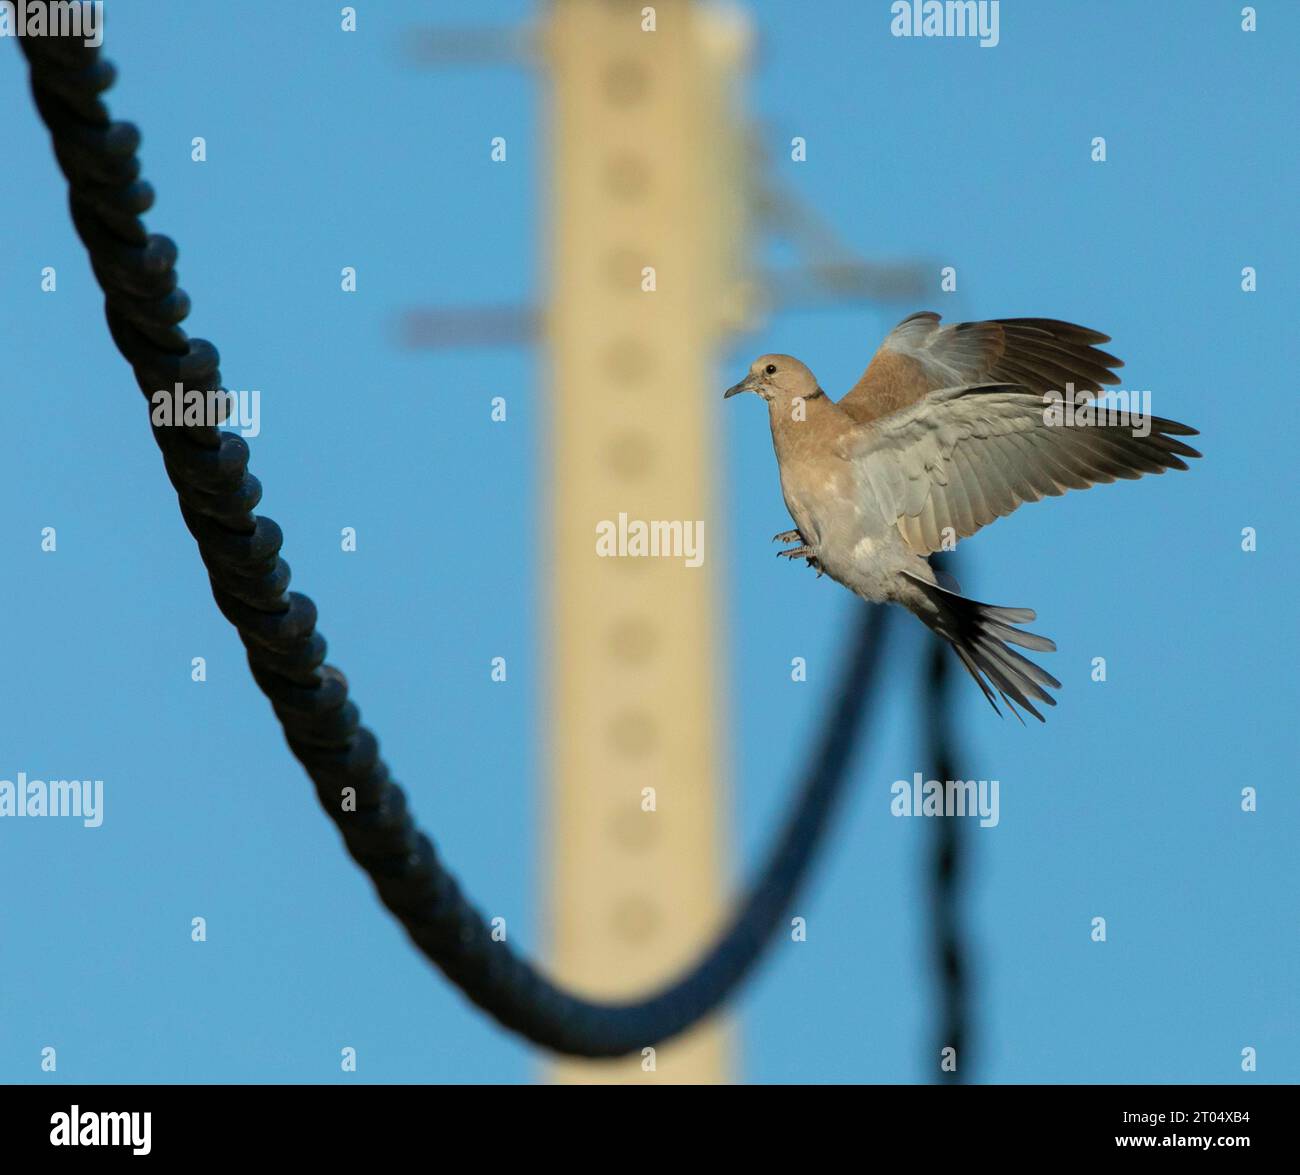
left=725, top=312, right=1201, bottom=721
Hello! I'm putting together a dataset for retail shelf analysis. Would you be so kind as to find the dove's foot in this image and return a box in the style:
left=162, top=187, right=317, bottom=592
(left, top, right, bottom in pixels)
left=776, top=545, right=825, bottom=576
left=773, top=529, right=824, bottom=575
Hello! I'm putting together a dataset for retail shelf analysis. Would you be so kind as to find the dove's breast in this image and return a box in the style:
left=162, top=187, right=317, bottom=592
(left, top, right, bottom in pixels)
left=766, top=393, right=919, bottom=602
left=778, top=454, right=862, bottom=548
left=778, top=450, right=912, bottom=602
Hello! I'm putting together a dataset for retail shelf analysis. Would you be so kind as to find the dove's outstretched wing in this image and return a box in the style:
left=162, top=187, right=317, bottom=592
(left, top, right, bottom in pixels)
left=838, top=311, right=1124, bottom=425
left=840, top=384, right=1201, bottom=556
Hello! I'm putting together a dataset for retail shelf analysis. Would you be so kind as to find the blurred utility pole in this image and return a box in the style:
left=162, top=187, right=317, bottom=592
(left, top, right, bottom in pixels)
left=400, top=0, right=927, bottom=1085
left=540, top=0, right=751, bottom=1085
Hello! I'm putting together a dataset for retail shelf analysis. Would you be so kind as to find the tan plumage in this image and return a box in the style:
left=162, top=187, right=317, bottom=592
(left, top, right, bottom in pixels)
left=724, top=311, right=1202, bottom=721
left=840, top=312, right=1123, bottom=423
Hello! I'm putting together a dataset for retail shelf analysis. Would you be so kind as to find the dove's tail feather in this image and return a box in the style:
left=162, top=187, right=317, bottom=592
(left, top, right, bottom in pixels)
left=900, top=571, right=1060, bottom=723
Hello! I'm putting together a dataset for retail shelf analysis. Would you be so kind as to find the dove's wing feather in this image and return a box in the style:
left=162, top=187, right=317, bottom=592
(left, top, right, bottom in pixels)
left=838, top=311, right=1125, bottom=425
left=842, top=385, right=1201, bottom=556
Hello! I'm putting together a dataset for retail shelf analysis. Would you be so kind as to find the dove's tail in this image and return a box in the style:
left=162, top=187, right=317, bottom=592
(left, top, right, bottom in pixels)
left=900, top=571, right=1060, bottom=723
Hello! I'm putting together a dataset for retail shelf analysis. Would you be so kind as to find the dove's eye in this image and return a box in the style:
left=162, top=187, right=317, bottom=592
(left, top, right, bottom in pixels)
left=764, top=363, right=777, bottom=375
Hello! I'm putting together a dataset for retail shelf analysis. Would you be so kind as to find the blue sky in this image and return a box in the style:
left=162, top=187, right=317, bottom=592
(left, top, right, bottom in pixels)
left=0, top=0, right=1294, bottom=1084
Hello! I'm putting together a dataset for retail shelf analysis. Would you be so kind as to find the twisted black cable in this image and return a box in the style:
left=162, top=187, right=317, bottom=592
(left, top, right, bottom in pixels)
left=924, top=553, right=971, bottom=1082
left=16, top=27, right=893, bottom=1057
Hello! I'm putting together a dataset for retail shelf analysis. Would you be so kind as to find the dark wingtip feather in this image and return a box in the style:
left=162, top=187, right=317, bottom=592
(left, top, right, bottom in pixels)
left=996, top=317, right=1115, bottom=346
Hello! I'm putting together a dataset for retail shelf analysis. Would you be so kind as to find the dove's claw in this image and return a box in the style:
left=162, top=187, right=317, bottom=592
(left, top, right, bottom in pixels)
left=775, top=530, right=823, bottom=575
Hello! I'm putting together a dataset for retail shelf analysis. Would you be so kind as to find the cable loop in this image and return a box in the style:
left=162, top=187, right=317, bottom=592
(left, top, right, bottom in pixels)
left=19, top=22, right=891, bottom=1057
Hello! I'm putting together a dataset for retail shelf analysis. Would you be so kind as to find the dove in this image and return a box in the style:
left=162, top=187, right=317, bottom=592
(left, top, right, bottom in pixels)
left=724, top=312, right=1201, bottom=721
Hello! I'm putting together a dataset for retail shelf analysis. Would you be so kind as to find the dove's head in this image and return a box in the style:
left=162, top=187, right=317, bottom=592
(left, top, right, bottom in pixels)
left=724, top=354, right=820, bottom=409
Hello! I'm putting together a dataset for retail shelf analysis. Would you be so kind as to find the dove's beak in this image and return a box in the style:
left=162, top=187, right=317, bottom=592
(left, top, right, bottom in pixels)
left=724, top=375, right=755, bottom=399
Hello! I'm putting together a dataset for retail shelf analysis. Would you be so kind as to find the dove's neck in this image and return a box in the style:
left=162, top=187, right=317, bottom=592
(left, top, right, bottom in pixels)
left=767, top=388, right=847, bottom=463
